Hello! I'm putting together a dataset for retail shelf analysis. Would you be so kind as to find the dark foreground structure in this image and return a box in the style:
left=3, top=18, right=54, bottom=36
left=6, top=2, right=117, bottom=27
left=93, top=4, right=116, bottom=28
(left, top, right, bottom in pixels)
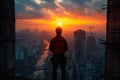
left=106, top=0, right=120, bottom=79
left=0, top=0, right=15, bottom=80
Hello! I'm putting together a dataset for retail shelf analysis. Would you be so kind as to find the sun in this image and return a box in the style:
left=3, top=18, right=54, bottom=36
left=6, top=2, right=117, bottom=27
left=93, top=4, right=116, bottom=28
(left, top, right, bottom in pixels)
left=58, top=22, right=62, bottom=26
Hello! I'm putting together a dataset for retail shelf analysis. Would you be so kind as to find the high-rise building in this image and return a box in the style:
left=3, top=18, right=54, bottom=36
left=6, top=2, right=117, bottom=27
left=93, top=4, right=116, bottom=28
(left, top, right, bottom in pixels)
left=83, top=34, right=96, bottom=80
left=74, top=29, right=86, bottom=64
left=86, top=35, right=96, bottom=61
left=74, top=29, right=86, bottom=80
left=106, top=0, right=120, bottom=79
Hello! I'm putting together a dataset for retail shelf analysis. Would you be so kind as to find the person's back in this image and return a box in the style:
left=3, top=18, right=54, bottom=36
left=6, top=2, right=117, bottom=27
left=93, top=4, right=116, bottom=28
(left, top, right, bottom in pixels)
left=49, top=27, right=68, bottom=80
left=49, top=35, right=68, bottom=54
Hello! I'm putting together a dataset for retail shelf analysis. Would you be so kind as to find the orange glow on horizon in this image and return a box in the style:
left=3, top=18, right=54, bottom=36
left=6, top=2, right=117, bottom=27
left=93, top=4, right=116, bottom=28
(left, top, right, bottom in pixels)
left=16, top=14, right=106, bottom=32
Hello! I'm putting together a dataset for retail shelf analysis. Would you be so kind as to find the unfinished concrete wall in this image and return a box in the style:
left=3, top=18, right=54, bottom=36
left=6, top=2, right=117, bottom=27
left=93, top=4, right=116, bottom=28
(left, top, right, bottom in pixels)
left=106, top=0, right=120, bottom=80
left=0, top=0, right=15, bottom=80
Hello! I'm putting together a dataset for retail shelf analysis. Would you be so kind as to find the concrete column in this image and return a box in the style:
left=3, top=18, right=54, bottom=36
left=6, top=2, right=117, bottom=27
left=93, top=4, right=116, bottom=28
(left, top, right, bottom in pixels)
left=0, top=0, right=15, bottom=80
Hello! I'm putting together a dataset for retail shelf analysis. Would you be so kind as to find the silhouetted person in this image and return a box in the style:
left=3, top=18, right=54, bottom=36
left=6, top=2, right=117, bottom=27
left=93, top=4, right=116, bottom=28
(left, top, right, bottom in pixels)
left=49, top=27, right=68, bottom=80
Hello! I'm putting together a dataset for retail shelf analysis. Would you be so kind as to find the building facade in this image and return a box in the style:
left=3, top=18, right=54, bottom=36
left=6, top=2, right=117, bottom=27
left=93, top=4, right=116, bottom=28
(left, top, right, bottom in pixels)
left=86, top=35, right=96, bottom=60
left=74, top=29, right=86, bottom=80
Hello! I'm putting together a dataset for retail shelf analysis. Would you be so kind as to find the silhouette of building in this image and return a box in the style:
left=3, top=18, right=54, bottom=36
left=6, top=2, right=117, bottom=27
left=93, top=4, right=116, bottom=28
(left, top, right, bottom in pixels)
left=74, top=29, right=86, bottom=64
left=81, top=33, right=96, bottom=80
left=106, top=0, right=120, bottom=79
left=86, top=34, right=96, bottom=61
left=0, top=0, right=15, bottom=80
left=74, top=29, right=86, bottom=80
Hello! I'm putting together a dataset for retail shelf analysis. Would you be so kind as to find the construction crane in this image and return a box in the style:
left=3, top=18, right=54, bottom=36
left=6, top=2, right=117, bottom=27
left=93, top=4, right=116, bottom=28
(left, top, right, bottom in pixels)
left=88, top=26, right=95, bottom=36
left=80, top=26, right=95, bottom=36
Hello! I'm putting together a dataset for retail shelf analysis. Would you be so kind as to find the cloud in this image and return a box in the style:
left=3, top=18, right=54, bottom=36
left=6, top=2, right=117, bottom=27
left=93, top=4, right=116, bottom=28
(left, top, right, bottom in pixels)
left=34, top=0, right=42, bottom=4
left=15, top=0, right=107, bottom=19
left=25, top=5, right=34, bottom=11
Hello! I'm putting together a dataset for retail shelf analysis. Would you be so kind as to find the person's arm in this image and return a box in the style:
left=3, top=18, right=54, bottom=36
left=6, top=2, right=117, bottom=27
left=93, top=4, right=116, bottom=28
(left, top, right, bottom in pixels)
left=49, top=39, right=54, bottom=52
left=64, top=39, right=68, bottom=51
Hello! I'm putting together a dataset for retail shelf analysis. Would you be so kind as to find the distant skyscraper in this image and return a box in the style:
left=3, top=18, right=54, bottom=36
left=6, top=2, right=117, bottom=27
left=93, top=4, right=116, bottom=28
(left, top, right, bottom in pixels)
left=86, top=35, right=96, bottom=61
left=74, top=29, right=86, bottom=80
left=74, top=29, right=86, bottom=64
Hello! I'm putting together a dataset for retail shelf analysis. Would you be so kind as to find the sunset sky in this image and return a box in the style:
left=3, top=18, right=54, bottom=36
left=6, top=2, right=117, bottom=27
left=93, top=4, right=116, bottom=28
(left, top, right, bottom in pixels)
left=15, top=0, right=107, bottom=33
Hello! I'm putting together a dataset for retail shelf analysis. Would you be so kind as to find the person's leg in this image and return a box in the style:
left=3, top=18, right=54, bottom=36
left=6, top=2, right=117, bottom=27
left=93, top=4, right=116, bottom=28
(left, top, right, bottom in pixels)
left=60, top=63, right=66, bottom=80
left=52, top=63, right=58, bottom=80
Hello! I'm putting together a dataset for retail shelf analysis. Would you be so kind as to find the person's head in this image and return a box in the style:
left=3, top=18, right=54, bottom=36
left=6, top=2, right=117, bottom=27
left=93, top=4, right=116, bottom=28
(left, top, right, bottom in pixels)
left=55, top=27, right=62, bottom=36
